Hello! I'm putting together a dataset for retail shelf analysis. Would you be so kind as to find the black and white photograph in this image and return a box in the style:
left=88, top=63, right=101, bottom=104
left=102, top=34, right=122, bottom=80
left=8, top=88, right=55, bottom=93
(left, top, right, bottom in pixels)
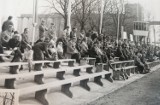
left=0, top=0, right=160, bottom=105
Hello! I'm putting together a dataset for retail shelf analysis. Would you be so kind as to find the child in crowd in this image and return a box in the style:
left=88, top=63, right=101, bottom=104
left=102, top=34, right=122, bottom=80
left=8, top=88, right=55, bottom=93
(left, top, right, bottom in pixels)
left=24, top=44, right=33, bottom=72
left=57, top=41, right=64, bottom=59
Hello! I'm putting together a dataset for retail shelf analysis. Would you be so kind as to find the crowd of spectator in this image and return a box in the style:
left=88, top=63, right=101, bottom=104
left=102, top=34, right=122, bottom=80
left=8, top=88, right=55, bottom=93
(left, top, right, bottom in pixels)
left=0, top=16, right=160, bottom=74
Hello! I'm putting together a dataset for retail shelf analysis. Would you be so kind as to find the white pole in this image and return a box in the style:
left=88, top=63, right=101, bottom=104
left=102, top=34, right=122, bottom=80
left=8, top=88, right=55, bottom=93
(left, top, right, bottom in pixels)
left=116, top=10, right=120, bottom=44
left=99, top=0, right=104, bottom=34
left=32, top=0, right=38, bottom=46
left=67, top=0, right=71, bottom=33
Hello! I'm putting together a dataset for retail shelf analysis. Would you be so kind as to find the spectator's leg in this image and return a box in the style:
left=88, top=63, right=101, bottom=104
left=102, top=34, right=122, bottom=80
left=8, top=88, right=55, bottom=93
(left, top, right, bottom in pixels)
left=0, top=44, right=5, bottom=62
left=71, top=53, right=80, bottom=63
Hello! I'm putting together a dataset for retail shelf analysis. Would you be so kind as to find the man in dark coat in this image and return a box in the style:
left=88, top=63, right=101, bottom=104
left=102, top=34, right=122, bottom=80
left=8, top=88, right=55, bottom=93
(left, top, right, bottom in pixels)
left=32, top=41, right=51, bottom=70
left=116, top=44, right=125, bottom=61
left=2, top=16, right=14, bottom=32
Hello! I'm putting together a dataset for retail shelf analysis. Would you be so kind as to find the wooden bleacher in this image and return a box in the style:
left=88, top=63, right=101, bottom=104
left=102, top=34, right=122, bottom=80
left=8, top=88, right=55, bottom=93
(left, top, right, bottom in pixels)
left=19, top=71, right=112, bottom=105
left=111, top=60, right=136, bottom=80
left=1, top=65, right=94, bottom=89
left=0, top=55, right=160, bottom=105
left=0, top=57, right=112, bottom=105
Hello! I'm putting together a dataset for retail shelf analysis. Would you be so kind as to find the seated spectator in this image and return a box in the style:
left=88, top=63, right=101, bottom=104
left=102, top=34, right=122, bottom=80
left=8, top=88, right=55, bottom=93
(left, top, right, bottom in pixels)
left=10, top=47, right=23, bottom=74
left=35, top=36, right=45, bottom=44
left=116, top=42, right=125, bottom=61
left=122, top=44, right=130, bottom=60
left=63, top=26, right=70, bottom=37
left=140, top=51, right=150, bottom=73
left=23, top=45, right=33, bottom=72
left=70, top=27, right=77, bottom=39
left=0, top=44, right=4, bottom=62
left=21, top=28, right=29, bottom=53
left=104, top=44, right=114, bottom=60
left=134, top=52, right=145, bottom=74
left=56, top=33, right=68, bottom=56
left=91, top=31, right=98, bottom=42
left=67, top=36, right=80, bottom=63
left=1, top=25, right=14, bottom=49
left=77, top=37, right=88, bottom=57
left=49, top=34, right=57, bottom=48
left=48, top=44, right=58, bottom=60
left=8, top=34, right=21, bottom=49
left=89, top=41, right=104, bottom=64
left=32, top=40, right=51, bottom=70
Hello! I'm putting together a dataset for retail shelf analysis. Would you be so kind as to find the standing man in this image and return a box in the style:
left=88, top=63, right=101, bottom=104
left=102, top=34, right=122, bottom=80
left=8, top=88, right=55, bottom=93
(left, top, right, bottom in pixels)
left=48, top=23, right=56, bottom=37
left=2, top=16, right=14, bottom=32
left=39, top=20, right=48, bottom=39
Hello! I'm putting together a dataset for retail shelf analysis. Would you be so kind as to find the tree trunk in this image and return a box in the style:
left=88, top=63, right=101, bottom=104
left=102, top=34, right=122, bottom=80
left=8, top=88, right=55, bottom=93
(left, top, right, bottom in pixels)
left=81, top=21, right=85, bottom=31
left=64, top=15, right=68, bottom=30
left=10, top=93, right=14, bottom=105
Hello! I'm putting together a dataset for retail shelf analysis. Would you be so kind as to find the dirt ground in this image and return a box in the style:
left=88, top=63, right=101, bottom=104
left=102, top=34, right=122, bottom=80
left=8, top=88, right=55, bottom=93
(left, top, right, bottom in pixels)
left=89, top=69, right=160, bottom=105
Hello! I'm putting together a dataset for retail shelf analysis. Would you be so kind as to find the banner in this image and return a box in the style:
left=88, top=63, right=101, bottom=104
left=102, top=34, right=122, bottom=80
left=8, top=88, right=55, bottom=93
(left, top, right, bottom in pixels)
left=122, top=31, right=127, bottom=39
left=130, top=34, right=133, bottom=41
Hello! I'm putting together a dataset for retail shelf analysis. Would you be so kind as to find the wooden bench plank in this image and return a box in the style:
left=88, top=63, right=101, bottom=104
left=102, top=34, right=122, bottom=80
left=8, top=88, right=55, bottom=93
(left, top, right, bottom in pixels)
left=0, top=65, right=93, bottom=79
left=113, top=66, right=137, bottom=80
left=83, top=57, right=96, bottom=65
left=111, top=60, right=134, bottom=65
left=1, top=65, right=94, bottom=89
left=19, top=70, right=112, bottom=96
left=0, top=59, right=75, bottom=67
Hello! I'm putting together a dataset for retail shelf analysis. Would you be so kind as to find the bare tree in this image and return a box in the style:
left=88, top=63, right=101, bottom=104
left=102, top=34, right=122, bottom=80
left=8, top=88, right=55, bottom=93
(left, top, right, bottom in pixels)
left=45, top=0, right=81, bottom=29
left=72, top=0, right=99, bottom=31
left=0, top=92, right=15, bottom=105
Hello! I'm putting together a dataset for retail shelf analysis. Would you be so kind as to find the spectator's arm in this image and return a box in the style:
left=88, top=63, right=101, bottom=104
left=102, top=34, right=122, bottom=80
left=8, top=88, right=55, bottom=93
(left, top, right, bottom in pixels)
left=39, top=25, right=45, bottom=32
left=44, top=44, right=51, bottom=58
left=1, top=33, right=9, bottom=42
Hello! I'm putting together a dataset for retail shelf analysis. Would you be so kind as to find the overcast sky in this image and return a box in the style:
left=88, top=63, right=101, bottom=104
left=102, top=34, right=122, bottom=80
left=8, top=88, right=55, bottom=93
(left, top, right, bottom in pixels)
left=0, top=0, right=160, bottom=20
